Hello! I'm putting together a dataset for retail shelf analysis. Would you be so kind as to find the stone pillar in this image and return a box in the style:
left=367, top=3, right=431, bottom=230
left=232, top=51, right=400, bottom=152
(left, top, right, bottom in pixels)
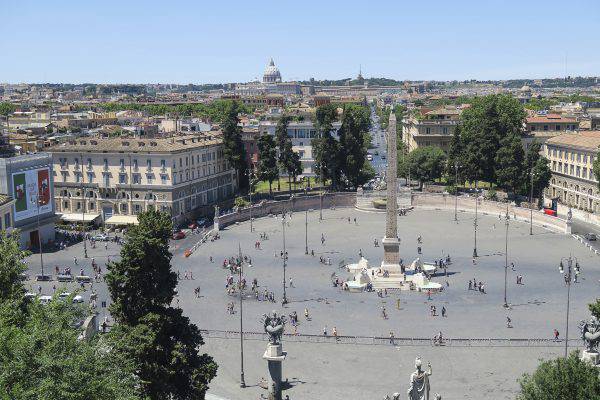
left=382, top=112, right=401, bottom=271
left=581, top=350, right=600, bottom=366
left=263, top=343, right=286, bottom=400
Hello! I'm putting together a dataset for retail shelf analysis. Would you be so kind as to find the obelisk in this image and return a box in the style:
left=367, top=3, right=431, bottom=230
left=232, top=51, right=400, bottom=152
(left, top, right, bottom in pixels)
left=381, top=111, right=401, bottom=271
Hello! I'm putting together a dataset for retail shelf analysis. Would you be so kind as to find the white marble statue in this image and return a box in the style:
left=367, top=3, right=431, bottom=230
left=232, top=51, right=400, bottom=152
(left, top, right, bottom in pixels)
left=407, top=357, right=432, bottom=400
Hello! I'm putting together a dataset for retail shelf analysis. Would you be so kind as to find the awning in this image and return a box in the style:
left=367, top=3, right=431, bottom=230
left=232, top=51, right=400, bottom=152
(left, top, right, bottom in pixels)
left=105, top=215, right=139, bottom=226
left=60, top=213, right=100, bottom=223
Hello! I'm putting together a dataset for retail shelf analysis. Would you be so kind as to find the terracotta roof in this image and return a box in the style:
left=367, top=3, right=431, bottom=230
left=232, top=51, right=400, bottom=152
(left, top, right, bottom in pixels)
left=48, top=132, right=223, bottom=154
left=527, top=114, right=577, bottom=124
left=546, top=131, right=600, bottom=151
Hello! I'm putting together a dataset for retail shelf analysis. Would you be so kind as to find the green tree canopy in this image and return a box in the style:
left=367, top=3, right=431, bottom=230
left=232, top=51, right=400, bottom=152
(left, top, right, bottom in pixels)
left=0, top=231, right=29, bottom=303
left=405, top=146, right=447, bottom=189
left=517, top=352, right=600, bottom=400
left=0, top=102, right=16, bottom=117
left=257, top=133, right=279, bottom=195
left=222, top=101, right=248, bottom=191
left=313, top=104, right=341, bottom=188
left=495, top=133, right=525, bottom=193
left=523, top=141, right=552, bottom=200
left=338, top=104, right=370, bottom=188
left=106, top=210, right=217, bottom=399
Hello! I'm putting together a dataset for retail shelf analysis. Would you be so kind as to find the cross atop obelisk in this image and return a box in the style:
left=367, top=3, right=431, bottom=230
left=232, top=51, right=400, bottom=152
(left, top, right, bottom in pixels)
left=381, top=111, right=400, bottom=270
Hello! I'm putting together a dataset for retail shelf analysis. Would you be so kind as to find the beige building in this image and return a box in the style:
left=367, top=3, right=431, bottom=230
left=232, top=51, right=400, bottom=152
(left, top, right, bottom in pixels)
left=523, top=114, right=578, bottom=149
left=0, top=194, right=14, bottom=232
left=48, top=133, right=236, bottom=226
left=402, top=106, right=462, bottom=152
left=544, top=131, right=600, bottom=213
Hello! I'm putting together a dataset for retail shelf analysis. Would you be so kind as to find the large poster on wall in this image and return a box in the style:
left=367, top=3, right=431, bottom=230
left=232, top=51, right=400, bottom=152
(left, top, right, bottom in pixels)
left=12, top=167, right=52, bottom=222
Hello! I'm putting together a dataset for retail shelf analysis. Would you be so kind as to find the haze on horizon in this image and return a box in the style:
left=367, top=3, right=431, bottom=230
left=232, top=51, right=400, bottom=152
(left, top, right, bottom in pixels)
left=1, top=0, right=599, bottom=84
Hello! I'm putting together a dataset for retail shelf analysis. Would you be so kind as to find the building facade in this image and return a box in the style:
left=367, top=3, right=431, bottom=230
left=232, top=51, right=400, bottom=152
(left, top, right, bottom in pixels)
left=403, top=106, right=461, bottom=152
left=0, top=194, right=15, bottom=232
left=543, top=131, right=600, bottom=213
left=0, top=154, right=56, bottom=249
left=48, top=133, right=236, bottom=226
left=523, top=114, right=578, bottom=149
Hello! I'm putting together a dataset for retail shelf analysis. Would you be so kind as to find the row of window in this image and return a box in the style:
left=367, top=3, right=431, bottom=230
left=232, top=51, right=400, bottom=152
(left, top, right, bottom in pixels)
left=551, top=161, right=597, bottom=181
left=530, top=124, right=577, bottom=132
left=548, top=148, right=596, bottom=164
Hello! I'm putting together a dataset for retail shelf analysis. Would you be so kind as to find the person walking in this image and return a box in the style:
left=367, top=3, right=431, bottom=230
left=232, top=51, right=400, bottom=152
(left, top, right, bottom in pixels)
left=389, top=331, right=395, bottom=345
left=441, top=306, right=446, bottom=317
left=304, top=308, right=310, bottom=320
left=554, top=329, right=560, bottom=341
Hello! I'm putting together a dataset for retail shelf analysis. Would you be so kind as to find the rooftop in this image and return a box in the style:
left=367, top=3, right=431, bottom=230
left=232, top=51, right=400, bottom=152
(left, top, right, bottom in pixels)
left=527, top=114, right=577, bottom=124
left=546, top=130, right=600, bottom=151
left=47, top=132, right=223, bottom=153
left=0, top=194, right=13, bottom=207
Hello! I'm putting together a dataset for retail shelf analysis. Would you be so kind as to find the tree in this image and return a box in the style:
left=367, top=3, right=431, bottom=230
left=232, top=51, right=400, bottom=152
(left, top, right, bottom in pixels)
left=406, top=147, right=447, bottom=190
left=222, top=101, right=248, bottom=191
left=494, top=133, right=525, bottom=193
left=257, top=133, right=278, bottom=196
left=523, top=141, right=552, bottom=201
left=106, top=210, right=217, bottom=399
left=313, top=104, right=341, bottom=189
left=281, top=139, right=302, bottom=194
left=446, top=125, right=464, bottom=183
left=0, top=230, right=29, bottom=303
left=460, top=94, right=526, bottom=185
left=275, top=115, right=292, bottom=192
left=517, top=352, right=600, bottom=400
left=338, top=104, right=369, bottom=188
left=0, top=102, right=16, bottom=130
left=106, top=210, right=176, bottom=324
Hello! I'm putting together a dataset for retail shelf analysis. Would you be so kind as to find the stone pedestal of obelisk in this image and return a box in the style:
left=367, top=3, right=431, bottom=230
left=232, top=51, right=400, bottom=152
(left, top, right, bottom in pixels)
left=263, top=343, right=286, bottom=400
left=381, top=112, right=401, bottom=272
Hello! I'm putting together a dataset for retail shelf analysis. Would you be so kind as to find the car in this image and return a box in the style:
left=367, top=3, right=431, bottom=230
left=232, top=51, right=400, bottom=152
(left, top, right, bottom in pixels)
left=585, top=233, right=597, bottom=241
left=92, top=233, right=109, bottom=241
left=58, top=292, right=71, bottom=300
left=366, top=154, right=373, bottom=161
left=381, top=154, right=387, bottom=159
left=374, top=150, right=379, bottom=155
left=72, top=295, right=84, bottom=303
left=39, top=295, right=52, bottom=305
left=172, top=231, right=186, bottom=240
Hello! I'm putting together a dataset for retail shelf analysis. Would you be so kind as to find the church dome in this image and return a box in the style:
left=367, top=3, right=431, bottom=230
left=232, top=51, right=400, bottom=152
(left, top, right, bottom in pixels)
left=520, top=85, right=532, bottom=92
left=263, top=58, right=282, bottom=83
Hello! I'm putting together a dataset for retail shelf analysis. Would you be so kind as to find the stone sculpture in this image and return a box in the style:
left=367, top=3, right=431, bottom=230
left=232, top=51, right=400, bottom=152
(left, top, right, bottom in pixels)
left=407, top=357, right=432, bottom=400
left=580, top=315, right=600, bottom=353
left=262, top=311, right=286, bottom=345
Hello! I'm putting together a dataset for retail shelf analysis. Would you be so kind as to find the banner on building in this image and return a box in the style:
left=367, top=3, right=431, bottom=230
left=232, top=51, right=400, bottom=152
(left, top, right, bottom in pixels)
left=12, top=167, right=53, bottom=222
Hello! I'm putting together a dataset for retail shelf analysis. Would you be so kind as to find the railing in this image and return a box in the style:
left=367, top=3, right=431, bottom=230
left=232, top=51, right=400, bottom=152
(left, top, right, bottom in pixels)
left=199, top=329, right=580, bottom=348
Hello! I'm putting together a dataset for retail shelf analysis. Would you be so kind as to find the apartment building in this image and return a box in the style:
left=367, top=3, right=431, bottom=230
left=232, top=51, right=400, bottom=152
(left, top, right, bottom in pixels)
left=0, top=194, right=15, bottom=232
left=403, top=106, right=462, bottom=152
left=48, top=133, right=236, bottom=226
left=523, top=114, right=578, bottom=149
left=543, top=131, right=600, bottom=213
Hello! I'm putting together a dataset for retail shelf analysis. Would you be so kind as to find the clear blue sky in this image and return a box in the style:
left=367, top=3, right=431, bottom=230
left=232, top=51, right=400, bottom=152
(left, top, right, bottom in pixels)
left=1, top=0, right=599, bottom=84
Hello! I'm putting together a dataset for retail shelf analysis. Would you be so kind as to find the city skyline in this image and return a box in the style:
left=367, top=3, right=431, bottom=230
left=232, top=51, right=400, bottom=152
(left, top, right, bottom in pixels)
left=1, top=0, right=599, bottom=84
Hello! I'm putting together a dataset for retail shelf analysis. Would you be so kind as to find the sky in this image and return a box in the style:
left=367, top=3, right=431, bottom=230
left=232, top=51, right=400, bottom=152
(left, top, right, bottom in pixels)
left=1, top=0, right=599, bottom=84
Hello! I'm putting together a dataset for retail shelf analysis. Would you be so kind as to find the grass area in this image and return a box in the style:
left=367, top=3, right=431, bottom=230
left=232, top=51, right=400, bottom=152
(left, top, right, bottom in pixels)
left=252, top=178, right=330, bottom=195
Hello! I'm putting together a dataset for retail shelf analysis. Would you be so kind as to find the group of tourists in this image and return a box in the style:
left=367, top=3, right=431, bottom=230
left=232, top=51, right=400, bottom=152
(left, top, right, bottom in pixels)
left=468, top=278, right=486, bottom=293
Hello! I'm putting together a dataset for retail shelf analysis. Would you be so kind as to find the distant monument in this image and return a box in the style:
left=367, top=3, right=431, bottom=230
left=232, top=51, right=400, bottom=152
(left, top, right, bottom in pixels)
left=580, top=313, right=600, bottom=365
left=381, top=111, right=401, bottom=272
left=407, top=357, right=433, bottom=400
left=262, top=311, right=287, bottom=400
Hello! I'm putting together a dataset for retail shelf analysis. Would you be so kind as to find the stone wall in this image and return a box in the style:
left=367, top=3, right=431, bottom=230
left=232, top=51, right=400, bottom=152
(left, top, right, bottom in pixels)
left=412, top=193, right=568, bottom=234
left=215, top=192, right=356, bottom=230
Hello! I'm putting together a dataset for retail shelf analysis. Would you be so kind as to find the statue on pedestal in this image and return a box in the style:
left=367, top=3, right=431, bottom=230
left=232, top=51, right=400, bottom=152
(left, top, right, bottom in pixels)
left=580, top=315, right=600, bottom=352
left=407, top=357, right=432, bottom=400
left=214, top=204, right=220, bottom=219
left=262, top=311, right=286, bottom=345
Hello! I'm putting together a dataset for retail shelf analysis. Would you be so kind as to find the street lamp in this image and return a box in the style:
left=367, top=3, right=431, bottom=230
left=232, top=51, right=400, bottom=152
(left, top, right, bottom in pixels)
left=304, top=189, right=308, bottom=255
left=503, top=204, right=510, bottom=308
left=559, top=255, right=580, bottom=357
left=473, top=195, right=478, bottom=258
left=80, top=153, right=88, bottom=258
left=529, top=169, right=537, bottom=236
left=282, top=214, right=288, bottom=305
left=454, top=163, right=461, bottom=222
left=237, top=243, right=246, bottom=388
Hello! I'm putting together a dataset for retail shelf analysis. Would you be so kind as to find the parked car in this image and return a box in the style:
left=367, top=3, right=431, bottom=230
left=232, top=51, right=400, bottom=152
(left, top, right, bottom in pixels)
left=585, top=232, right=597, bottom=241
left=366, top=154, right=373, bottom=161
left=172, top=231, right=186, bottom=240
left=92, top=233, right=109, bottom=241
left=381, top=154, right=387, bottom=160
left=58, top=292, right=71, bottom=300
left=39, top=295, right=52, bottom=305
left=72, top=295, right=84, bottom=303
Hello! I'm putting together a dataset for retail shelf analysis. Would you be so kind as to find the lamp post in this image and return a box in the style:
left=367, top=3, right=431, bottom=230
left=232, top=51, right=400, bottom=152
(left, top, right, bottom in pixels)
left=304, top=189, right=308, bottom=255
left=238, top=243, right=246, bottom=388
left=529, top=169, right=536, bottom=236
left=503, top=204, right=510, bottom=308
left=473, top=195, right=478, bottom=258
left=454, top=162, right=460, bottom=221
left=282, top=214, right=288, bottom=305
left=559, top=255, right=580, bottom=357
left=32, top=195, right=46, bottom=280
left=81, top=153, right=88, bottom=258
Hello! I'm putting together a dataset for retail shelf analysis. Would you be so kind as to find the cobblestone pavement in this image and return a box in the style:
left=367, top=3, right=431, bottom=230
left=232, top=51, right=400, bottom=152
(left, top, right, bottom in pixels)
left=23, top=207, right=599, bottom=399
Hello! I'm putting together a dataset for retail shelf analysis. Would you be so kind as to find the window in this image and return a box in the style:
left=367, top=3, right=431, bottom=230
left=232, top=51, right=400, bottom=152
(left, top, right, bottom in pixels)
left=59, top=157, right=66, bottom=167
left=103, top=174, right=110, bottom=187
left=146, top=159, right=151, bottom=169
left=134, top=204, right=141, bottom=214
left=75, top=172, right=81, bottom=183
left=556, top=125, right=561, bottom=131
left=161, top=174, right=168, bottom=184
left=103, top=158, right=108, bottom=168
left=173, top=174, right=177, bottom=184
left=132, top=174, right=141, bottom=184
left=89, top=202, right=95, bottom=210
left=4, top=213, right=11, bottom=228
left=87, top=158, right=92, bottom=168
left=426, top=127, right=431, bottom=134
left=543, top=125, right=548, bottom=131
left=531, top=126, right=536, bottom=131
left=74, top=157, right=79, bottom=167
left=120, top=159, right=125, bottom=169
left=146, top=174, right=153, bottom=184
left=120, top=203, right=128, bottom=213
left=179, top=158, right=183, bottom=167
left=160, top=159, right=166, bottom=169
left=87, top=172, right=94, bottom=183
left=133, top=159, right=138, bottom=169
left=119, top=174, right=127, bottom=184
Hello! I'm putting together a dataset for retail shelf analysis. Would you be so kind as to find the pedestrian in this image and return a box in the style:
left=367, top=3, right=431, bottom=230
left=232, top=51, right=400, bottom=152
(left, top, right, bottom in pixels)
left=468, top=280, right=472, bottom=290
left=441, top=306, right=446, bottom=317
left=323, top=326, right=327, bottom=336
left=73, top=256, right=78, bottom=265
left=289, top=277, right=294, bottom=288
left=506, top=316, right=512, bottom=328
left=353, top=217, right=357, bottom=225
left=389, top=331, right=395, bottom=345
left=304, top=308, right=309, bottom=320
left=511, top=262, right=515, bottom=271
left=332, top=326, right=339, bottom=341
left=554, top=329, right=560, bottom=341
